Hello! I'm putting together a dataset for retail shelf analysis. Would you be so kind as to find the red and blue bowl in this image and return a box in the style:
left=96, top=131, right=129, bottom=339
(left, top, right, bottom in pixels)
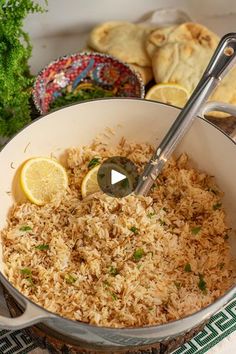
left=33, top=52, right=145, bottom=114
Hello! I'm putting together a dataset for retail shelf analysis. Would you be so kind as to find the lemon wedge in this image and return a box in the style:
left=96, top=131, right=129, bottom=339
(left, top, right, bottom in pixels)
left=20, top=157, right=68, bottom=205
left=145, top=83, right=190, bottom=108
left=81, top=164, right=101, bottom=198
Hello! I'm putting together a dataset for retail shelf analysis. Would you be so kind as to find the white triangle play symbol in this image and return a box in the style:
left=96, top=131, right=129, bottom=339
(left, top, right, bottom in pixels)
left=111, top=169, right=126, bottom=185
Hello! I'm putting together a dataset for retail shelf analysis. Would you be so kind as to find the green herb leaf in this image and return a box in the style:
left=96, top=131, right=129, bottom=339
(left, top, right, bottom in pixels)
left=198, top=274, right=207, bottom=293
left=20, top=268, right=34, bottom=285
left=133, top=248, right=144, bottom=261
left=147, top=212, right=155, bottom=218
left=191, top=226, right=201, bottom=235
left=130, top=226, right=139, bottom=234
left=159, top=219, right=166, bottom=226
left=103, top=280, right=110, bottom=287
left=110, top=292, right=118, bottom=300
left=26, top=277, right=34, bottom=285
left=19, top=225, right=32, bottom=232
left=213, top=202, right=222, bottom=210
left=35, top=244, right=49, bottom=251
left=88, top=157, right=100, bottom=169
left=65, top=274, right=77, bottom=284
left=174, top=281, right=181, bottom=290
left=0, top=1, right=46, bottom=137
left=20, top=268, right=31, bottom=275
left=50, top=86, right=114, bottom=110
left=184, top=263, right=192, bottom=272
left=109, top=266, right=119, bottom=276
left=207, top=188, right=218, bottom=195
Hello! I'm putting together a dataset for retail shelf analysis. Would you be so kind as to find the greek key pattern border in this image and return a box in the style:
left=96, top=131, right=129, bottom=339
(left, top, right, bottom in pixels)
left=173, top=295, right=236, bottom=354
left=0, top=329, right=37, bottom=354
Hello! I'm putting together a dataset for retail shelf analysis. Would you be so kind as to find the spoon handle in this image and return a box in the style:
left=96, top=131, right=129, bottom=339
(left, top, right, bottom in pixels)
left=135, top=33, right=236, bottom=196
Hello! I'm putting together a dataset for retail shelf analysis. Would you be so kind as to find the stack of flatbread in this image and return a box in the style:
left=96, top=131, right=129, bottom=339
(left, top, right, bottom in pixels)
left=87, top=21, right=154, bottom=85
left=87, top=21, right=236, bottom=117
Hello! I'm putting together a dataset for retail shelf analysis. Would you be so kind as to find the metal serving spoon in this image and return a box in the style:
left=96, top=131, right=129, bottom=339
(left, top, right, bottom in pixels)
left=135, top=33, right=236, bottom=196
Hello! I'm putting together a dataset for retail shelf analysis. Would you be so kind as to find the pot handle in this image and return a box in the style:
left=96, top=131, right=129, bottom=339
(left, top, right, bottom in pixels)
left=201, top=101, right=236, bottom=141
left=0, top=299, right=55, bottom=330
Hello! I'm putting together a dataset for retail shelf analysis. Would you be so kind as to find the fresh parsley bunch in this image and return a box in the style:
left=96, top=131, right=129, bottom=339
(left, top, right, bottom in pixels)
left=0, top=0, right=46, bottom=138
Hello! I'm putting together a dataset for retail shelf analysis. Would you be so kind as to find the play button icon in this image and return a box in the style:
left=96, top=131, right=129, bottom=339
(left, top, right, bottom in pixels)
left=111, top=170, right=126, bottom=185
left=97, top=156, right=139, bottom=198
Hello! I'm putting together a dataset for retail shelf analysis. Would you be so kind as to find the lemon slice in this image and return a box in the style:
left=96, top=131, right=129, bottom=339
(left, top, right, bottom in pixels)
left=81, top=164, right=101, bottom=198
left=20, top=157, right=68, bottom=205
left=145, top=83, right=190, bottom=108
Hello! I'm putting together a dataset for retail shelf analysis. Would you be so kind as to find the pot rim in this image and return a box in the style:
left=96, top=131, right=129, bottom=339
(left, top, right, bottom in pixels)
left=0, top=97, right=235, bottom=333
left=1, top=97, right=235, bottom=150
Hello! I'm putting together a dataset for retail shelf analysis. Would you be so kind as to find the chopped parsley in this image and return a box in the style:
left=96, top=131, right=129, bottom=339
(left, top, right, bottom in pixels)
left=35, top=244, right=49, bottom=251
left=207, top=188, right=218, bottom=195
left=20, top=268, right=31, bottom=275
left=109, top=266, right=118, bottom=276
left=184, top=263, right=192, bottom=272
left=159, top=219, right=166, bottom=226
left=26, top=277, right=34, bottom=285
left=103, top=280, right=110, bottom=287
left=110, top=292, right=118, bottom=300
left=88, top=157, right=100, bottom=169
left=133, top=248, right=144, bottom=261
left=198, top=274, right=207, bottom=293
left=191, top=226, right=201, bottom=235
left=147, top=212, right=155, bottom=218
left=213, top=202, right=222, bottom=210
left=130, top=226, right=139, bottom=234
left=19, top=225, right=32, bottom=232
left=174, top=281, right=181, bottom=290
left=50, top=86, right=114, bottom=110
left=65, top=274, right=77, bottom=284
left=20, top=268, right=34, bottom=285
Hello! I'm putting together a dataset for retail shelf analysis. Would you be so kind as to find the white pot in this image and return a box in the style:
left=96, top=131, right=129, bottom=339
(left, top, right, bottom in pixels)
left=0, top=98, right=235, bottom=349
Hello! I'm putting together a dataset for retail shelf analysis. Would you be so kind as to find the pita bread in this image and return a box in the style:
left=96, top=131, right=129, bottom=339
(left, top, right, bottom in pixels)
left=148, top=23, right=219, bottom=92
left=88, top=21, right=152, bottom=67
left=146, top=25, right=177, bottom=58
left=128, top=64, right=153, bottom=85
left=147, top=23, right=236, bottom=117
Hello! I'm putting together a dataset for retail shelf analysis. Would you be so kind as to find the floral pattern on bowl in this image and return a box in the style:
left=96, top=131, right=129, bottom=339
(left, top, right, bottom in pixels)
left=33, top=52, right=145, bottom=114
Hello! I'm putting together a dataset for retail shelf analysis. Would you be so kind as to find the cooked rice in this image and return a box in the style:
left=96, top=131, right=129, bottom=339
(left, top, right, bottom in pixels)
left=1, top=139, right=235, bottom=328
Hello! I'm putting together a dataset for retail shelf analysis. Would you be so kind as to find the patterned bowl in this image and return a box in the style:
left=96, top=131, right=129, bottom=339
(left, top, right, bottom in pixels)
left=33, top=52, right=145, bottom=114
